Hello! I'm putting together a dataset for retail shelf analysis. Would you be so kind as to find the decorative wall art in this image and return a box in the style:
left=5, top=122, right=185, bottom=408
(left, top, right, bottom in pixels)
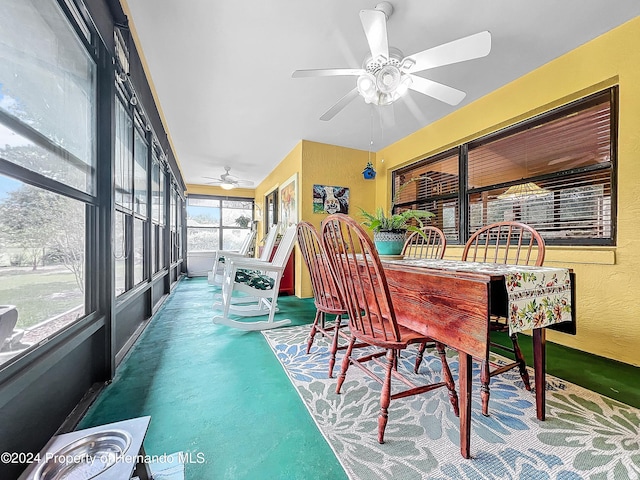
left=278, top=173, right=298, bottom=227
left=313, top=185, right=350, bottom=214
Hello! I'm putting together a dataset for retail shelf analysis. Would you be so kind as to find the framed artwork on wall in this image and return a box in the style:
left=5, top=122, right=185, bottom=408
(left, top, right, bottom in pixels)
left=313, top=184, right=349, bottom=214
left=264, top=189, right=278, bottom=235
left=278, top=173, right=298, bottom=228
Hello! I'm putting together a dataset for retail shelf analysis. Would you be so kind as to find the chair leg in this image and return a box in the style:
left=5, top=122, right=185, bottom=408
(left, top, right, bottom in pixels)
left=378, top=348, right=394, bottom=444
left=327, top=314, right=341, bottom=378
left=481, top=360, right=490, bottom=416
left=336, top=337, right=355, bottom=394
left=435, top=343, right=459, bottom=417
left=306, top=310, right=321, bottom=354
left=511, top=333, right=531, bottom=391
left=414, top=342, right=427, bottom=374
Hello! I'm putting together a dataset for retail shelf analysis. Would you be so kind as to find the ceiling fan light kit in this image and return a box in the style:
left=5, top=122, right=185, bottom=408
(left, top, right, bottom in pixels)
left=292, top=1, right=492, bottom=120
left=203, top=166, right=254, bottom=190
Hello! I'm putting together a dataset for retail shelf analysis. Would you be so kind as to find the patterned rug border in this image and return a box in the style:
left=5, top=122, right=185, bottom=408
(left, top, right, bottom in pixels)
left=262, top=324, right=640, bottom=480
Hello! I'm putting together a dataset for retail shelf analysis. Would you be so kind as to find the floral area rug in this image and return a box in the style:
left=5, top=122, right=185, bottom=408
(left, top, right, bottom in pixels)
left=262, top=325, right=640, bottom=480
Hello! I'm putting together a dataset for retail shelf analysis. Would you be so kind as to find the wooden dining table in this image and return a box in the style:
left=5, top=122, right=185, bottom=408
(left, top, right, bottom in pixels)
left=378, top=257, right=576, bottom=459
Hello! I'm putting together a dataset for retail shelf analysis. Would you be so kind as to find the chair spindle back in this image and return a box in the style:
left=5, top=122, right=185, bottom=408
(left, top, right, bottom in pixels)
left=462, top=221, right=545, bottom=266
left=296, top=222, right=344, bottom=314
left=321, top=214, right=400, bottom=345
left=401, top=226, right=447, bottom=259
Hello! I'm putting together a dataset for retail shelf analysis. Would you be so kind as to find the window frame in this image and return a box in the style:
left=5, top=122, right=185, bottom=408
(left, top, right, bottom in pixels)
left=0, top=0, right=100, bottom=366
left=393, top=88, right=617, bottom=246
left=186, top=195, right=254, bottom=252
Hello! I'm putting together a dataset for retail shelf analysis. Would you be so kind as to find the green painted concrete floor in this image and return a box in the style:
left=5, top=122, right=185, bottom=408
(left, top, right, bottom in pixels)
left=79, top=277, right=639, bottom=479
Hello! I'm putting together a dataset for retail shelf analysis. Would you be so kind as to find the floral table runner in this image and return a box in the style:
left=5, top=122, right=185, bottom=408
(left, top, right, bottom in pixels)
left=382, top=258, right=573, bottom=334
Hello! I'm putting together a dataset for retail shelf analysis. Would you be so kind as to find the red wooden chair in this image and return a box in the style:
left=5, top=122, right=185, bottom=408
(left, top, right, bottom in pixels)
left=401, top=225, right=447, bottom=260
left=321, top=214, right=459, bottom=444
left=463, top=221, right=545, bottom=416
left=296, top=222, right=350, bottom=377
left=402, top=226, right=448, bottom=374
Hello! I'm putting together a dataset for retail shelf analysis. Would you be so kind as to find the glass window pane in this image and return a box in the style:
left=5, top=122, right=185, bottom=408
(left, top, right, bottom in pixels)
left=223, top=229, right=250, bottom=250
left=114, top=211, right=126, bottom=296
left=222, top=200, right=252, bottom=228
left=133, top=218, right=144, bottom=285
left=468, top=101, right=611, bottom=189
left=159, top=169, right=166, bottom=225
left=134, top=129, right=147, bottom=216
left=177, top=196, right=183, bottom=261
left=158, top=226, right=165, bottom=269
left=0, top=0, right=96, bottom=194
left=187, top=198, right=220, bottom=227
left=393, top=151, right=459, bottom=243
left=170, top=187, right=176, bottom=231
left=467, top=93, right=613, bottom=243
left=151, top=225, right=157, bottom=274
left=187, top=227, right=220, bottom=251
left=151, top=160, right=160, bottom=223
left=0, top=174, right=86, bottom=366
left=115, top=100, right=133, bottom=209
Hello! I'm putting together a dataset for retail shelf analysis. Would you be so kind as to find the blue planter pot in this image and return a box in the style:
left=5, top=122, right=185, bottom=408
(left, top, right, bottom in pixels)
left=373, top=231, right=405, bottom=255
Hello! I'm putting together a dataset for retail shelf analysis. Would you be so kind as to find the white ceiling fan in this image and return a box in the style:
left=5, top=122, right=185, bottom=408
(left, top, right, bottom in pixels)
left=204, top=167, right=254, bottom=190
left=292, top=2, right=492, bottom=121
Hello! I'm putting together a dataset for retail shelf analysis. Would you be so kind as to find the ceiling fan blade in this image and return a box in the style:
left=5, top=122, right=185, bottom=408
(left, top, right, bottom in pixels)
left=292, top=68, right=364, bottom=78
left=320, top=88, right=360, bottom=121
left=408, top=75, right=467, bottom=105
left=360, top=9, right=389, bottom=61
left=406, top=31, right=491, bottom=74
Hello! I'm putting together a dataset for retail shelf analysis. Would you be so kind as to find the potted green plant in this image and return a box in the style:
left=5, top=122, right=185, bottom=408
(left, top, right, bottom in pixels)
left=360, top=179, right=434, bottom=255
left=234, top=214, right=251, bottom=228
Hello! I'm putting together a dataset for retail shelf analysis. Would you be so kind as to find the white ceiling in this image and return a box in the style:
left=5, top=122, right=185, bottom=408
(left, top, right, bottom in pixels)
left=122, top=0, right=640, bottom=188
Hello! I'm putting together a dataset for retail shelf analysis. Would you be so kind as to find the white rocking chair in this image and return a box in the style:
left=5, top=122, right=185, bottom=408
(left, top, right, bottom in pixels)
left=208, top=225, right=278, bottom=287
left=207, top=229, right=256, bottom=286
left=210, top=225, right=280, bottom=301
left=212, top=224, right=297, bottom=331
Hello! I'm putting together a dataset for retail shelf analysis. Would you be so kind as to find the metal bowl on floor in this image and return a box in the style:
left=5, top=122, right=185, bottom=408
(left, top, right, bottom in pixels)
left=34, top=430, right=131, bottom=480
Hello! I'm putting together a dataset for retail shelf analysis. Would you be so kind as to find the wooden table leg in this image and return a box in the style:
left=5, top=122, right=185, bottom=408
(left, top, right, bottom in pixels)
left=533, top=328, right=546, bottom=421
left=459, top=351, right=472, bottom=459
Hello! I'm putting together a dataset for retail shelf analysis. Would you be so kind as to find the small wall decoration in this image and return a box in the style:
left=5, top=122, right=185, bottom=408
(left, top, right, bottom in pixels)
left=278, top=173, right=298, bottom=227
left=362, top=161, right=376, bottom=179
left=313, top=185, right=350, bottom=214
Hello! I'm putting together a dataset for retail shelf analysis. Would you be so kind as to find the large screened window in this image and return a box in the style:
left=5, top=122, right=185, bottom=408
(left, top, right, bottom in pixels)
left=0, top=0, right=95, bottom=366
left=113, top=95, right=150, bottom=296
left=151, top=147, right=166, bottom=275
left=0, top=0, right=96, bottom=194
left=0, top=175, right=87, bottom=364
left=393, top=88, right=616, bottom=246
left=187, top=196, right=253, bottom=252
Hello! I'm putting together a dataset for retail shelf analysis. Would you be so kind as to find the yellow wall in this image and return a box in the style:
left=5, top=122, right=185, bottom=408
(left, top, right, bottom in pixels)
left=254, top=140, right=377, bottom=298
left=298, top=141, right=377, bottom=297
left=186, top=184, right=255, bottom=198
left=254, top=141, right=302, bottom=241
left=376, top=17, right=640, bottom=366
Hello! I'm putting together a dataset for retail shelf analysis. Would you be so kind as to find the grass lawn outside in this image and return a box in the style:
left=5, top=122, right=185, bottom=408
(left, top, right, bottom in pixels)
left=0, top=266, right=83, bottom=329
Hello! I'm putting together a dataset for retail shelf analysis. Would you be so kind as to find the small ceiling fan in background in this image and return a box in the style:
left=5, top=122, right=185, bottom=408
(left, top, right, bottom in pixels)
left=292, top=2, right=492, bottom=121
left=204, top=167, right=254, bottom=190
